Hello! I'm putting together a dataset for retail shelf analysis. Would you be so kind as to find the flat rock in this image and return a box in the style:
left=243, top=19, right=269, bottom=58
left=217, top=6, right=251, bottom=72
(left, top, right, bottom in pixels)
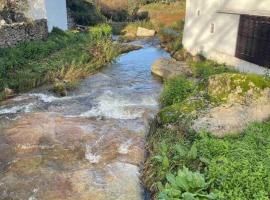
left=151, top=58, right=192, bottom=79
left=136, top=27, right=155, bottom=37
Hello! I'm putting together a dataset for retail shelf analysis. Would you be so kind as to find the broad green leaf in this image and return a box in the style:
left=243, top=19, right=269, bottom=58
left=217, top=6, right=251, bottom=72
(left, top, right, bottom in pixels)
left=166, top=173, right=176, bottom=186
left=175, top=175, right=190, bottom=191
left=182, top=192, right=197, bottom=200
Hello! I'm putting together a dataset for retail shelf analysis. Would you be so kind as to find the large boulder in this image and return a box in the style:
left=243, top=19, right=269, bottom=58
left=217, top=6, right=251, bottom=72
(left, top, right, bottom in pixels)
left=151, top=58, right=193, bottom=79
left=193, top=73, right=270, bottom=137
left=136, top=27, right=155, bottom=37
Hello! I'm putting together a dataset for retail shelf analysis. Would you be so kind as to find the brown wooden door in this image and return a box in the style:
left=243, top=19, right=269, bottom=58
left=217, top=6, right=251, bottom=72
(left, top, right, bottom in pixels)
left=236, top=15, right=270, bottom=67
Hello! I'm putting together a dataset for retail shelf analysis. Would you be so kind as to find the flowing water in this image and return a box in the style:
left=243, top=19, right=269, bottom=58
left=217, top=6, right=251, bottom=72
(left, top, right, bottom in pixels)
left=0, top=38, right=170, bottom=200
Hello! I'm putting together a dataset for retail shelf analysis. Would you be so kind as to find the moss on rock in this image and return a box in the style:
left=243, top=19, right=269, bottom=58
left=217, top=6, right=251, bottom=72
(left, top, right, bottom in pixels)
left=158, top=98, right=208, bottom=125
left=208, top=73, right=270, bottom=103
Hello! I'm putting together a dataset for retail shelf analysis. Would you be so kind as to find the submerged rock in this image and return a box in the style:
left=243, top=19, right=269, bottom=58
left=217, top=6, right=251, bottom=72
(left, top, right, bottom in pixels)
left=0, top=112, right=145, bottom=200
left=151, top=58, right=192, bottom=79
left=136, top=27, right=155, bottom=37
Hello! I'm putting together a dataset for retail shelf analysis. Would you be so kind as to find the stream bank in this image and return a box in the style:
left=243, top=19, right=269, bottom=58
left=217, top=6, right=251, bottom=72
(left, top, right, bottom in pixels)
left=143, top=57, right=270, bottom=199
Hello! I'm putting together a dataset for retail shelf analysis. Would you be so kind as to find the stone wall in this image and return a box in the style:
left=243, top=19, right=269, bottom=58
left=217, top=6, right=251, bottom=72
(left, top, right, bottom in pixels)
left=0, top=19, right=48, bottom=48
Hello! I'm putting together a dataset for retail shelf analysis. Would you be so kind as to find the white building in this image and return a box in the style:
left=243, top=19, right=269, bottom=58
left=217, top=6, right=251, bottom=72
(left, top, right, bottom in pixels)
left=25, top=0, right=68, bottom=32
left=183, top=0, right=270, bottom=74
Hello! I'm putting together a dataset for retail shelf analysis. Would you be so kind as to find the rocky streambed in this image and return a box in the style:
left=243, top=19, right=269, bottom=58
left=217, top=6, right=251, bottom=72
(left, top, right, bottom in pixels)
left=0, top=39, right=170, bottom=200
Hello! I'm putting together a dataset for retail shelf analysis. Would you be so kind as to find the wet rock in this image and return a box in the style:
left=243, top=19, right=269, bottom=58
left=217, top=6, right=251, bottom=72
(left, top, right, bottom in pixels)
left=119, top=44, right=143, bottom=54
left=4, top=88, right=15, bottom=98
left=151, top=58, right=193, bottom=79
left=136, top=27, right=155, bottom=37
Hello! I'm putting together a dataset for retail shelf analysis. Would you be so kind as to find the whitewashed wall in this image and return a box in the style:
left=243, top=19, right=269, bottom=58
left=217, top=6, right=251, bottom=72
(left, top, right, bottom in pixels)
left=183, top=0, right=239, bottom=57
left=183, top=0, right=270, bottom=74
left=44, top=0, right=68, bottom=31
left=26, top=0, right=68, bottom=32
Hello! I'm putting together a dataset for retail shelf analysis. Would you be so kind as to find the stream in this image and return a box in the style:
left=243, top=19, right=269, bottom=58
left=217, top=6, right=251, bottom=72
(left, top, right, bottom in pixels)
left=0, top=38, right=170, bottom=200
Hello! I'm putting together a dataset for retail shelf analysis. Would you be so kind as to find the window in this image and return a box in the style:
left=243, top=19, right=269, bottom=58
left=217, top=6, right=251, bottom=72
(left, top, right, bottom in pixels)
left=210, top=23, right=215, bottom=34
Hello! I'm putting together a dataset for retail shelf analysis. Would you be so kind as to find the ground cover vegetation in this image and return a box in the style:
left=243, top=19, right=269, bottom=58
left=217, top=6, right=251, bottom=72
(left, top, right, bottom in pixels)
left=0, top=24, right=120, bottom=100
left=143, top=60, right=270, bottom=200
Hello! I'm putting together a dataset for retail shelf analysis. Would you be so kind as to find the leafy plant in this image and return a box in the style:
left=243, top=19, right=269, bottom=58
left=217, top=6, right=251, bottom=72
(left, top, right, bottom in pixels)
left=160, top=75, right=195, bottom=106
left=158, top=167, right=216, bottom=200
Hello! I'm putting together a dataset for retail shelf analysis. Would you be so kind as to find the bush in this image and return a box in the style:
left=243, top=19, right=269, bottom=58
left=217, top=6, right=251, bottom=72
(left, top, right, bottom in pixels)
left=160, top=76, right=195, bottom=106
left=89, top=23, right=112, bottom=39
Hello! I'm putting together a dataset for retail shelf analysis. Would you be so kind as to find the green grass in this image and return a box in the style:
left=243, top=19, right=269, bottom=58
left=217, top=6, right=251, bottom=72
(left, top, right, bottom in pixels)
left=195, top=122, right=270, bottom=200
left=0, top=24, right=120, bottom=99
left=190, top=60, right=237, bottom=80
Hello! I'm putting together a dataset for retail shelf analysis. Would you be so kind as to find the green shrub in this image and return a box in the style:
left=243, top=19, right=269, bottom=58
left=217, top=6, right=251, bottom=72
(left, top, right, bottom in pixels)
left=89, top=23, right=113, bottom=39
left=160, top=76, right=195, bottom=106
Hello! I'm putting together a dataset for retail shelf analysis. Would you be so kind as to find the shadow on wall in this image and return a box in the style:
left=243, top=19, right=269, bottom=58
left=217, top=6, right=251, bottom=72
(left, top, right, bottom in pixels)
left=183, top=0, right=266, bottom=58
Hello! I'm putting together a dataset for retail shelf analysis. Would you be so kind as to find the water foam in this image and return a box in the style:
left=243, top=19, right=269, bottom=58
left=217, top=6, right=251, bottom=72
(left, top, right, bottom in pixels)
left=85, top=152, right=101, bottom=164
left=85, top=135, right=105, bottom=164
left=0, top=103, right=34, bottom=115
left=29, top=93, right=59, bottom=103
left=118, top=139, right=133, bottom=154
left=80, top=91, right=158, bottom=120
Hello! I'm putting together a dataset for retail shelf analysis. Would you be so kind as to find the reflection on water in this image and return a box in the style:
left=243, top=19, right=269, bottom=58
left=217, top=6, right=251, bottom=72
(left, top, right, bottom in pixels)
left=0, top=38, right=170, bottom=200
